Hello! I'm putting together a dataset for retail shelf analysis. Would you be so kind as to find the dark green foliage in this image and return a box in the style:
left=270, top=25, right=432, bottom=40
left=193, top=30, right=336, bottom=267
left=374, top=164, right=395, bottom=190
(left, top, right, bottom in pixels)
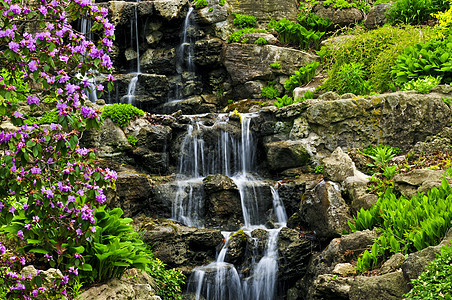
left=283, top=61, right=319, bottom=95
left=268, top=18, right=325, bottom=49
left=320, top=26, right=435, bottom=94
left=228, top=28, right=266, bottom=43
left=387, top=0, right=449, bottom=25
left=405, top=243, right=452, bottom=299
left=261, top=82, right=280, bottom=99
left=350, top=177, right=452, bottom=272
left=335, top=62, right=371, bottom=95
left=297, top=12, right=332, bottom=32
left=254, top=37, right=268, bottom=45
left=233, top=13, right=257, bottom=28
left=391, top=38, right=452, bottom=87
left=102, top=103, right=145, bottom=128
left=25, top=109, right=59, bottom=125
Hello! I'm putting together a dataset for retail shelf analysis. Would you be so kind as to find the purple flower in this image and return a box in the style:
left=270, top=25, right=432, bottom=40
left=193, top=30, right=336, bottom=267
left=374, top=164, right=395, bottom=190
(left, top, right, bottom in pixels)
left=96, top=193, right=106, bottom=204
left=76, top=228, right=83, bottom=236
left=28, top=60, right=37, bottom=72
left=8, top=41, right=19, bottom=52
left=65, top=83, right=79, bottom=95
left=9, top=206, right=15, bottom=213
left=38, top=6, right=48, bottom=16
left=31, top=166, right=41, bottom=174
left=12, top=111, right=24, bottom=119
left=0, top=202, right=4, bottom=210
left=69, top=266, right=79, bottom=276
left=27, top=95, right=39, bottom=105
left=17, top=230, right=24, bottom=240
left=23, top=204, right=29, bottom=210
left=50, top=123, right=62, bottom=131
left=20, top=257, right=26, bottom=266
left=24, top=224, right=31, bottom=230
left=80, top=106, right=95, bottom=118
left=0, top=244, right=6, bottom=255
left=32, top=290, right=39, bottom=297
left=33, top=216, right=40, bottom=223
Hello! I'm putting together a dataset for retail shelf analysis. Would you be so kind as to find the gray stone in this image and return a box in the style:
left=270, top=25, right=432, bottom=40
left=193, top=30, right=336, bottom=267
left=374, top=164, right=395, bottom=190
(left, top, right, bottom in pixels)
left=140, top=48, right=177, bottom=75
left=380, top=252, right=406, bottom=275
left=318, top=91, right=340, bottom=100
left=300, top=181, right=353, bottom=242
left=323, top=147, right=356, bottom=183
left=264, top=140, right=311, bottom=172
left=394, top=169, right=447, bottom=198
left=311, top=274, right=352, bottom=300
left=333, top=263, right=357, bottom=276
left=229, top=0, right=299, bottom=24
left=153, top=0, right=187, bottom=20
left=194, top=0, right=229, bottom=24
left=223, top=44, right=319, bottom=84
left=349, top=270, right=410, bottom=300
left=343, top=174, right=377, bottom=214
left=81, top=118, right=130, bottom=155
left=312, top=2, right=364, bottom=27
left=364, top=3, right=391, bottom=28
left=194, top=38, right=224, bottom=67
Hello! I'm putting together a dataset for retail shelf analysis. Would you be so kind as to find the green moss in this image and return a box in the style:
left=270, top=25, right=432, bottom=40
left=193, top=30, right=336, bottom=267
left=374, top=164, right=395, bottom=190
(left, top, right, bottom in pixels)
left=102, top=103, right=145, bottom=128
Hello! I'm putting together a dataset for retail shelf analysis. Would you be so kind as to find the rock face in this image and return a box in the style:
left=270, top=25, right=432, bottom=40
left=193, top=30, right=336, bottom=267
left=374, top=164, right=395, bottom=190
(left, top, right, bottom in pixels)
left=229, top=0, right=300, bottom=23
left=312, top=2, right=364, bottom=26
left=364, top=3, right=391, bottom=28
left=264, top=140, right=312, bottom=172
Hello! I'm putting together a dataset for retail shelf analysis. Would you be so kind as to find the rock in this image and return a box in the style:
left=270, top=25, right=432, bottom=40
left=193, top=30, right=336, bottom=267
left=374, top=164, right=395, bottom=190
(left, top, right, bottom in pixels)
left=131, top=148, right=169, bottom=175
left=333, top=263, right=357, bottom=276
left=127, top=119, right=172, bottom=152
left=223, top=44, right=319, bottom=84
left=79, top=269, right=161, bottom=300
left=394, top=169, right=447, bottom=198
left=203, top=175, right=243, bottom=230
left=318, top=91, right=340, bottom=100
left=154, top=96, right=216, bottom=115
left=305, top=92, right=451, bottom=152
left=140, top=48, right=177, bottom=75
left=239, top=32, right=278, bottom=45
left=225, top=230, right=250, bottom=265
left=380, top=252, right=406, bottom=275
left=278, top=227, right=313, bottom=283
left=343, top=174, right=377, bottom=214
left=412, top=126, right=452, bottom=155
left=300, top=181, right=353, bottom=242
left=153, top=0, right=187, bottom=20
left=264, top=140, right=311, bottom=172
left=349, top=270, right=410, bottom=300
left=364, top=3, right=391, bottom=28
left=293, top=87, right=316, bottom=101
left=81, top=118, right=130, bottom=155
left=194, top=0, right=229, bottom=24
left=312, top=2, right=364, bottom=27
left=340, top=93, right=357, bottom=99
left=311, top=274, right=352, bottom=300
left=323, top=147, right=356, bottom=183
left=109, top=168, right=153, bottom=217
left=194, top=37, right=224, bottom=67
left=229, top=0, right=299, bottom=24
left=289, top=116, right=310, bottom=139
left=138, top=218, right=224, bottom=269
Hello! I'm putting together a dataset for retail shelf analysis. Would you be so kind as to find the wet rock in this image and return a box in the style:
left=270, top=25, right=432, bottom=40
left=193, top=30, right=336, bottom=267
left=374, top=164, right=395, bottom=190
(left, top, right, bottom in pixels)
left=79, top=269, right=161, bottom=300
left=349, top=270, right=410, bottom=300
left=323, top=147, right=356, bottom=183
left=140, top=48, right=177, bottom=75
left=154, top=96, right=217, bottom=115
left=300, top=181, right=353, bottom=242
left=126, top=120, right=172, bottom=152
left=223, top=44, right=319, bottom=84
left=364, top=3, right=391, bottom=28
left=312, top=2, right=364, bottom=27
left=138, top=218, right=224, bottom=269
left=264, top=140, right=311, bottom=173
left=131, top=147, right=169, bottom=175
left=225, top=230, right=250, bottom=265
left=194, top=37, right=224, bottom=67
left=203, top=175, right=243, bottom=230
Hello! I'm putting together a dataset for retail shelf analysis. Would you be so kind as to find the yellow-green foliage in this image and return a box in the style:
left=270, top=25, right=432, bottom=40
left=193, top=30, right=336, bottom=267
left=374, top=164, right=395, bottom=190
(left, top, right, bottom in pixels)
left=321, top=25, right=435, bottom=93
left=433, top=1, right=452, bottom=39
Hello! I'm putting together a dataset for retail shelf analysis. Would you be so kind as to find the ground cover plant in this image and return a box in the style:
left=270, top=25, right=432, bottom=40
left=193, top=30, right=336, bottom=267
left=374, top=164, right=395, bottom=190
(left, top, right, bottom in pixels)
left=0, top=0, right=183, bottom=299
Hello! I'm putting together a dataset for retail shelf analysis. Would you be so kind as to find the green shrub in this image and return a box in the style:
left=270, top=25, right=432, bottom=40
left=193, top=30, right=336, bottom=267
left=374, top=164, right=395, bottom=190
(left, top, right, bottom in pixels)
left=274, top=95, right=294, bottom=108
left=314, top=165, right=324, bottom=174
left=270, top=62, right=281, bottom=69
left=391, top=38, right=452, bottom=87
left=228, top=28, right=266, bottom=43
left=322, top=0, right=371, bottom=12
left=387, top=0, right=449, bottom=25
left=321, top=25, right=436, bottom=94
left=254, top=37, right=268, bottom=45
left=233, top=13, right=257, bottom=28
left=283, top=61, right=319, bottom=95
left=362, top=145, right=401, bottom=170
left=296, top=90, right=315, bottom=102
left=268, top=18, right=325, bottom=49
left=350, top=176, right=452, bottom=272
left=102, top=103, right=145, bottom=128
left=443, top=96, right=452, bottom=106
left=194, top=0, right=208, bottom=9
left=219, top=0, right=226, bottom=6
left=401, top=76, right=442, bottom=93
left=127, top=135, right=138, bottom=146
left=404, top=242, right=452, bottom=299
left=297, top=12, right=332, bottom=32
left=25, top=109, right=59, bottom=126
left=334, top=62, right=371, bottom=95
left=261, top=82, right=280, bottom=99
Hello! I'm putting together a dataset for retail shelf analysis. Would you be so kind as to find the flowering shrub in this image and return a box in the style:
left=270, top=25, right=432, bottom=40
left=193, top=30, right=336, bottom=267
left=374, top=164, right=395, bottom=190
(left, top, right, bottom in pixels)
left=0, top=0, right=117, bottom=297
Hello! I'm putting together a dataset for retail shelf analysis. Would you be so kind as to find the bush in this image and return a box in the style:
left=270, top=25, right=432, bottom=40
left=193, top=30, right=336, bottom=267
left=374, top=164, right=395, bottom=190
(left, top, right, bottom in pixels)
left=274, top=95, right=294, bottom=108
left=254, top=37, right=268, bottom=45
left=387, top=0, right=449, bottom=25
left=25, top=109, right=59, bottom=126
left=401, top=76, right=442, bottom=93
left=261, top=82, right=280, bottom=99
left=433, top=3, right=452, bottom=39
left=391, top=38, right=452, bottom=87
left=335, top=62, right=371, bottom=95
left=270, top=62, right=281, bottom=69
left=350, top=176, right=452, bottom=272
left=233, top=13, right=257, bottom=28
left=194, top=0, right=208, bottom=9
left=268, top=18, right=325, bottom=49
left=320, top=25, right=436, bottom=93
left=102, top=103, right=145, bottom=128
left=404, top=243, right=452, bottom=299
left=297, top=12, right=332, bottom=32
left=283, top=61, right=319, bottom=95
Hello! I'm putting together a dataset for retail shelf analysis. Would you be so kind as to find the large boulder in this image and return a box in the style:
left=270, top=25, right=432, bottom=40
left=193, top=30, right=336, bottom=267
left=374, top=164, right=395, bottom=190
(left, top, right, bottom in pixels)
left=264, top=140, right=311, bottom=173
left=140, top=48, right=177, bottom=75
left=194, top=37, right=224, bottom=67
left=323, top=147, right=356, bottom=183
left=223, top=44, right=319, bottom=84
left=305, top=92, right=451, bottom=152
left=153, top=0, right=188, bottom=20
left=194, top=0, right=229, bottom=24
left=228, top=0, right=299, bottom=24
left=312, top=2, right=364, bottom=27
left=300, top=180, right=353, bottom=242
left=363, top=3, right=391, bottom=28
left=394, top=169, right=447, bottom=198
left=349, top=270, right=410, bottom=300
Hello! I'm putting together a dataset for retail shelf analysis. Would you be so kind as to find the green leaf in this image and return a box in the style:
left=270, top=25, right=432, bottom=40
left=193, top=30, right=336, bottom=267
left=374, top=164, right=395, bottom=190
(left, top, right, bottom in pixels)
left=27, top=239, right=42, bottom=244
left=69, top=135, right=79, bottom=150
left=29, top=248, right=49, bottom=254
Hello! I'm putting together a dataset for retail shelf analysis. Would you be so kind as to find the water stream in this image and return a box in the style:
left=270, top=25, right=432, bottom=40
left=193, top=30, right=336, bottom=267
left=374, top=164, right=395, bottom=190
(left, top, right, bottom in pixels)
left=173, top=113, right=288, bottom=299
left=79, top=18, right=98, bottom=103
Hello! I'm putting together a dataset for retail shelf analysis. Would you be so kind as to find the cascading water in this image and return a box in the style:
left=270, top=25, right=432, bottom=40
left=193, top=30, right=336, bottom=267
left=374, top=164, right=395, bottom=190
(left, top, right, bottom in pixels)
left=79, top=18, right=97, bottom=103
left=122, top=1, right=141, bottom=105
left=170, top=6, right=197, bottom=101
left=173, top=113, right=288, bottom=299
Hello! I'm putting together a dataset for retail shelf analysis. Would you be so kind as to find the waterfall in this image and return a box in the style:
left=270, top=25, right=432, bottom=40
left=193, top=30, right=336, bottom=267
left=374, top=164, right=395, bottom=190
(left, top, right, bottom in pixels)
left=172, top=113, right=288, bottom=299
left=79, top=18, right=97, bottom=103
left=122, top=1, right=141, bottom=105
